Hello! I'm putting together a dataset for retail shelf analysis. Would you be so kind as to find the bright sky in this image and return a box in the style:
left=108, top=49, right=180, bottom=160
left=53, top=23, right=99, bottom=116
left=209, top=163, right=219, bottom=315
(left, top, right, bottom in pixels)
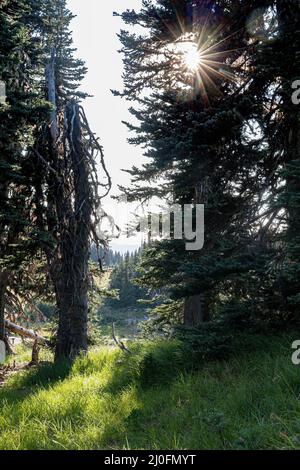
left=67, top=0, right=144, bottom=252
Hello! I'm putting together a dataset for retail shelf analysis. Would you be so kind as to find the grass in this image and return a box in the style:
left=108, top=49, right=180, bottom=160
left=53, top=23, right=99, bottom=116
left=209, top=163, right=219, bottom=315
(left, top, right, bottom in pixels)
left=1, top=334, right=300, bottom=450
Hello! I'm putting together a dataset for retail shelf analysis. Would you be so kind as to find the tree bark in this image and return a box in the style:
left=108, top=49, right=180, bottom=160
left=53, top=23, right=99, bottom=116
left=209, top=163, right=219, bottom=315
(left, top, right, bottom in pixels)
left=0, top=273, right=14, bottom=355
left=0, top=272, right=7, bottom=343
left=183, top=181, right=209, bottom=327
left=183, top=294, right=209, bottom=326
left=45, top=51, right=90, bottom=361
left=54, top=103, right=91, bottom=361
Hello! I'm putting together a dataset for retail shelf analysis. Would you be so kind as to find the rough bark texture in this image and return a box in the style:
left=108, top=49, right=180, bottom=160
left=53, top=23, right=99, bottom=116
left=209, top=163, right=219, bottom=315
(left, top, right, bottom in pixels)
left=43, top=47, right=110, bottom=361
left=0, top=274, right=14, bottom=355
left=44, top=51, right=89, bottom=360
left=0, top=273, right=6, bottom=343
left=54, top=103, right=91, bottom=360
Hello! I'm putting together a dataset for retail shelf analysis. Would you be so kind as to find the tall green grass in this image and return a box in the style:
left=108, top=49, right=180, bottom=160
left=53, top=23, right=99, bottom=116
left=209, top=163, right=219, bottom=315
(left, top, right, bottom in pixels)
left=1, top=335, right=300, bottom=450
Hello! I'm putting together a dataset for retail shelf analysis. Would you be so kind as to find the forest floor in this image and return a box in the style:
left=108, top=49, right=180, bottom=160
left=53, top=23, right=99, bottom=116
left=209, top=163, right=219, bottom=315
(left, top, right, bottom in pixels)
left=0, top=333, right=300, bottom=450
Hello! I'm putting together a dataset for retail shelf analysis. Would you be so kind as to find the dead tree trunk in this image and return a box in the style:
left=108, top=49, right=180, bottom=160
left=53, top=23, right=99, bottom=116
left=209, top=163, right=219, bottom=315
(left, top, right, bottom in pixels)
left=43, top=49, right=111, bottom=362
left=68, top=103, right=91, bottom=357
left=44, top=50, right=75, bottom=360
left=55, top=103, right=91, bottom=360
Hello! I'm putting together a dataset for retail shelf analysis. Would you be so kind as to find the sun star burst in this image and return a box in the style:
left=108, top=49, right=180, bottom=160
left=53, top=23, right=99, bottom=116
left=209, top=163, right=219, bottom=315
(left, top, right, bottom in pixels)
left=171, top=26, right=240, bottom=105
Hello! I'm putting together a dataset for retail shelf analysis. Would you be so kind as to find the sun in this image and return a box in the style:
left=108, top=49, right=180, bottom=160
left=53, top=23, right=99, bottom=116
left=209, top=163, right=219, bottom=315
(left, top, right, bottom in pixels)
left=175, top=37, right=203, bottom=72
left=182, top=42, right=203, bottom=71
left=168, top=31, right=238, bottom=104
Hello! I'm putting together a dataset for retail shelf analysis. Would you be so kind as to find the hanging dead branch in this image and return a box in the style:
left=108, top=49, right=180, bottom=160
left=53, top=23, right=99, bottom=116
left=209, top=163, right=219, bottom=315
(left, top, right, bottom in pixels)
left=112, top=322, right=131, bottom=354
left=33, top=44, right=113, bottom=360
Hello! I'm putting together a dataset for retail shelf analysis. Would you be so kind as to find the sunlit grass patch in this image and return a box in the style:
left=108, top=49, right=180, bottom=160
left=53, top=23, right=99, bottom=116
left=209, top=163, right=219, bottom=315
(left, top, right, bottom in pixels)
left=1, top=335, right=300, bottom=450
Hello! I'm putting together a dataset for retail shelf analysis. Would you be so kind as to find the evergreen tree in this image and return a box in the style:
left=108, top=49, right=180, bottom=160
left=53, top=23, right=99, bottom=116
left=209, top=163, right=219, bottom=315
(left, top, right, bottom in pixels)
left=0, top=0, right=48, bottom=351
left=107, top=249, right=150, bottom=310
left=273, top=0, right=300, bottom=318
left=117, top=0, right=274, bottom=327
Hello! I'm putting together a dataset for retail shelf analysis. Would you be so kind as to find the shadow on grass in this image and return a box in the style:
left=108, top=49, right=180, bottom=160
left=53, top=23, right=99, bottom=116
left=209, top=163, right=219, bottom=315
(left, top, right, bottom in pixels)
left=1, top=330, right=294, bottom=403
left=103, top=331, right=294, bottom=394
left=106, top=340, right=189, bottom=394
left=0, top=359, right=72, bottom=405
left=2, top=330, right=291, bottom=406
left=0, top=333, right=297, bottom=450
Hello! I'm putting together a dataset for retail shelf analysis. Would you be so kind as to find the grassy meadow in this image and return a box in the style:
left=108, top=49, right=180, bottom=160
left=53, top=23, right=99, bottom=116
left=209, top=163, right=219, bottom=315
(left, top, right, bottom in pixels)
left=1, top=334, right=300, bottom=450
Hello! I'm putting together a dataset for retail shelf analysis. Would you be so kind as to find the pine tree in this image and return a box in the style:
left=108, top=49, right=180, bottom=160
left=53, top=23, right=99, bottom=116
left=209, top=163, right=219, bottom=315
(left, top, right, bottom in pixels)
left=117, top=0, right=274, bottom=326
left=0, top=0, right=48, bottom=351
left=239, top=0, right=300, bottom=321
left=107, top=249, right=150, bottom=310
left=274, top=0, right=300, bottom=317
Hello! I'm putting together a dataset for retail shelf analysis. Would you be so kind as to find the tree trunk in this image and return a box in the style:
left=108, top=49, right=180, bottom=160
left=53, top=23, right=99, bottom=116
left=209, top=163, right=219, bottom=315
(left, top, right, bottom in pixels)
left=0, top=273, right=6, bottom=343
left=45, top=51, right=90, bottom=361
left=183, top=294, right=209, bottom=326
left=54, top=260, right=89, bottom=360
left=54, top=103, right=91, bottom=361
left=183, top=181, right=210, bottom=327
left=0, top=273, right=13, bottom=355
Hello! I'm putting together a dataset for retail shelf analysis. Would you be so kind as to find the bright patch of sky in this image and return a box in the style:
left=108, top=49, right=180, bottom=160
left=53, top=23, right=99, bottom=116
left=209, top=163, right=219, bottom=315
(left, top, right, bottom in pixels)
left=67, top=0, right=144, bottom=252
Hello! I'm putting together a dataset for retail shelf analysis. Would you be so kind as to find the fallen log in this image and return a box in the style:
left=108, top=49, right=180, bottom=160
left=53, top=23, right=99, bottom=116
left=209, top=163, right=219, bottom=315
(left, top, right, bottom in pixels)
left=4, top=320, right=50, bottom=347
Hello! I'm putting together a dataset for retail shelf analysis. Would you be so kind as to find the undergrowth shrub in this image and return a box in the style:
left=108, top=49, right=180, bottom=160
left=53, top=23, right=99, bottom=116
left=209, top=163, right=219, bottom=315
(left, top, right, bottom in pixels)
left=174, top=323, right=235, bottom=363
